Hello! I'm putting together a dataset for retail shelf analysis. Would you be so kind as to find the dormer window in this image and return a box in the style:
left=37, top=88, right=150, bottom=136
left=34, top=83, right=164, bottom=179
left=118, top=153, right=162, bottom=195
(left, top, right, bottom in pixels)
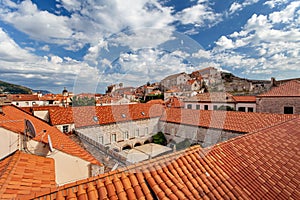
left=141, top=111, right=145, bottom=116
left=121, top=114, right=126, bottom=118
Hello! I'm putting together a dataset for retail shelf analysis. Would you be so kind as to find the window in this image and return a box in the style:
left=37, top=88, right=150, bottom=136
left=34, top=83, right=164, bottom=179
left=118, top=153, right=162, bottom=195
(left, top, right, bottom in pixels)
left=238, top=107, right=246, bottom=112
left=213, top=105, right=218, bottom=110
left=62, top=125, right=69, bottom=133
left=98, top=136, right=103, bottom=144
left=135, top=129, right=139, bottom=137
left=204, top=105, right=208, bottom=110
left=111, top=134, right=117, bottom=143
left=284, top=106, right=294, bottom=114
left=248, top=107, right=254, bottom=112
left=124, top=131, right=129, bottom=140
left=187, top=104, right=192, bottom=109
left=196, top=105, right=200, bottom=110
left=144, top=127, right=148, bottom=136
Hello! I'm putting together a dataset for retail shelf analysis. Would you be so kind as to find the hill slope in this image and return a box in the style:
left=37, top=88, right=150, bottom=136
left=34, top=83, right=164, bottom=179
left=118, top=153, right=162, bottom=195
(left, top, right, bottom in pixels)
left=0, top=80, right=32, bottom=94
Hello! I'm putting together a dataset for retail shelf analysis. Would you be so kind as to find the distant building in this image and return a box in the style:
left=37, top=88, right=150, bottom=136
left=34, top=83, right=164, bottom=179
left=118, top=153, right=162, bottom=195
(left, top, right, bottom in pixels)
left=183, top=92, right=236, bottom=111
left=160, top=72, right=191, bottom=92
left=233, top=96, right=256, bottom=112
left=256, top=80, right=300, bottom=114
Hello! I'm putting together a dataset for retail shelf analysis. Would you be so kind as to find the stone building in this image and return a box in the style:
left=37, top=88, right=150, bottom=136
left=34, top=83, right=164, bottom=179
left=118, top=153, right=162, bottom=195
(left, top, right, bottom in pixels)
left=256, top=80, right=300, bottom=114
left=159, top=108, right=297, bottom=147
left=160, top=72, right=191, bottom=92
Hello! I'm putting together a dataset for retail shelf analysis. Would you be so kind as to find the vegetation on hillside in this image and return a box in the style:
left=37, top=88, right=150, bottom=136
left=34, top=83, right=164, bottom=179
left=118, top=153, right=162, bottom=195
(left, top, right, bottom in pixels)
left=0, top=80, right=32, bottom=94
left=72, top=96, right=96, bottom=106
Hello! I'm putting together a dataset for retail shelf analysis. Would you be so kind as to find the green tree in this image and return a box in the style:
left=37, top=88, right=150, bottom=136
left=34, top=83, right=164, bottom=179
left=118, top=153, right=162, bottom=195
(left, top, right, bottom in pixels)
left=152, top=132, right=167, bottom=146
left=72, top=96, right=96, bottom=106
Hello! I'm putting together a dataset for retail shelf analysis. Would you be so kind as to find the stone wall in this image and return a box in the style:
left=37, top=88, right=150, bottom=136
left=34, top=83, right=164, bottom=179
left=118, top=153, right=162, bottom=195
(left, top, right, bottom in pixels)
left=158, top=121, right=243, bottom=148
left=256, top=97, right=300, bottom=114
left=77, top=117, right=160, bottom=147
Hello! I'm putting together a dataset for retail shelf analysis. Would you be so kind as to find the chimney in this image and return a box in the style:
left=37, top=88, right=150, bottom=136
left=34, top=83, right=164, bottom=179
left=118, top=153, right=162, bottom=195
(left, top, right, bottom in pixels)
left=271, top=77, right=276, bottom=86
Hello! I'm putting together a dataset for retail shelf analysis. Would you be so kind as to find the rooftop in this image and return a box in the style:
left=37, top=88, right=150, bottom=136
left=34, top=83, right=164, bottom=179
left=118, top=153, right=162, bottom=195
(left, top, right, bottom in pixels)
left=8, top=94, right=40, bottom=101
left=0, top=106, right=101, bottom=166
left=0, top=151, right=56, bottom=199
left=29, top=117, right=300, bottom=199
left=258, top=80, right=300, bottom=97
left=232, top=95, right=256, bottom=103
left=184, top=92, right=235, bottom=103
left=161, top=108, right=298, bottom=133
left=36, top=104, right=165, bottom=127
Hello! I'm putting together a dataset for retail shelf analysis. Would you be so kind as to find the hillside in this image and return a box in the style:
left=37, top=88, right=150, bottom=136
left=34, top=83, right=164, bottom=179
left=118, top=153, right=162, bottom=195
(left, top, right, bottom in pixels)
left=0, top=80, right=32, bottom=94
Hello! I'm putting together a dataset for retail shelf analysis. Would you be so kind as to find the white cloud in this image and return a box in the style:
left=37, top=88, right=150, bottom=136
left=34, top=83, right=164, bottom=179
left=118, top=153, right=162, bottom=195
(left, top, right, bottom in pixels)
left=100, top=48, right=197, bottom=86
left=176, top=0, right=223, bottom=27
left=0, top=0, right=175, bottom=51
left=40, top=45, right=50, bottom=51
left=215, top=36, right=235, bottom=49
left=228, top=0, right=259, bottom=15
left=0, top=27, right=102, bottom=92
left=192, top=49, right=211, bottom=59
left=212, top=1, right=300, bottom=77
left=264, top=0, right=289, bottom=9
left=0, top=28, right=36, bottom=62
left=0, top=0, right=73, bottom=44
left=108, top=28, right=175, bottom=50
left=229, top=2, right=242, bottom=14
left=269, top=1, right=300, bottom=24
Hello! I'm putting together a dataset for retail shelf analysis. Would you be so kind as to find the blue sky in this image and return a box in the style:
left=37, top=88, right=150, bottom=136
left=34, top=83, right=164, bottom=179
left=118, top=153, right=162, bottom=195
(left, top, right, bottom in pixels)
left=0, top=0, right=299, bottom=93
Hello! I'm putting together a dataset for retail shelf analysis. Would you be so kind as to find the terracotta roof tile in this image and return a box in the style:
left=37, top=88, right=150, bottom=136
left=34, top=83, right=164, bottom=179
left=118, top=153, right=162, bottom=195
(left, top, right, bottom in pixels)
left=185, top=92, right=235, bottom=103
left=0, top=106, right=101, bottom=166
left=258, top=80, right=300, bottom=97
left=160, top=108, right=298, bottom=133
left=34, top=104, right=164, bottom=127
left=31, top=116, right=300, bottom=200
left=73, top=104, right=164, bottom=128
left=0, top=151, right=56, bottom=199
left=146, top=99, right=164, bottom=104
left=232, top=96, right=256, bottom=102
left=8, top=94, right=40, bottom=101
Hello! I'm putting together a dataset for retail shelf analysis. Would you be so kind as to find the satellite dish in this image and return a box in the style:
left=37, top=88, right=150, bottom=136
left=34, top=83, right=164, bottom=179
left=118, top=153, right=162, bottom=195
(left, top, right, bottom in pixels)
left=48, top=135, right=53, bottom=152
left=25, top=119, right=36, bottom=138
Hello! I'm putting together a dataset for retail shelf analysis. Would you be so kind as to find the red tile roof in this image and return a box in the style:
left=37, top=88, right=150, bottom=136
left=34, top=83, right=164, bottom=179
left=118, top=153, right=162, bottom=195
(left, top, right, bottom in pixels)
left=0, top=151, right=56, bottom=199
left=35, top=104, right=164, bottom=127
left=30, top=117, right=300, bottom=199
left=8, top=94, right=40, bottom=101
left=165, top=96, right=184, bottom=108
left=0, top=106, right=101, bottom=166
left=146, top=99, right=165, bottom=104
left=160, top=108, right=298, bottom=133
left=186, top=79, right=196, bottom=85
left=232, top=95, right=256, bottom=102
left=73, top=104, right=164, bottom=128
left=186, top=92, right=235, bottom=103
left=258, top=80, right=300, bottom=97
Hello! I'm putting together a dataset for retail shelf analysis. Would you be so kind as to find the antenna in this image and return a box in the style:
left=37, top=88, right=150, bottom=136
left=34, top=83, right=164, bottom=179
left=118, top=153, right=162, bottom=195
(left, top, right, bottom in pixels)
left=111, top=162, right=119, bottom=171
left=25, top=119, right=36, bottom=138
left=48, top=135, right=53, bottom=152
